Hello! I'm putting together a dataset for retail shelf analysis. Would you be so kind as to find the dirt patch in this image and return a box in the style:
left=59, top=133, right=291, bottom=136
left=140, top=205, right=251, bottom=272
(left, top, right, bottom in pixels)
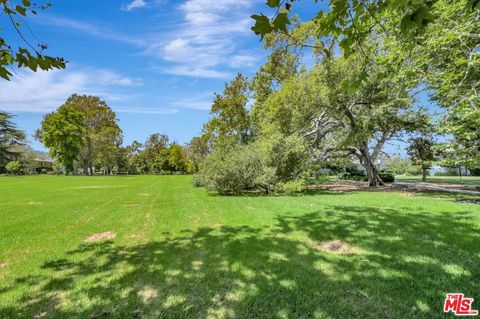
left=308, top=239, right=358, bottom=255
left=0, top=260, right=8, bottom=268
left=138, top=288, right=158, bottom=303
left=311, top=183, right=368, bottom=192
left=84, top=231, right=116, bottom=243
left=400, top=192, right=416, bottom=198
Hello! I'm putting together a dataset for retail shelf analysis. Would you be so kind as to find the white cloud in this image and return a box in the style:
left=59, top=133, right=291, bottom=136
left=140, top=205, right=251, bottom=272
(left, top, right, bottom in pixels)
left=34, top=0, right=260, bottom=79
left=95, top=70, right=143, bottom=87
left=34, top=15, right=144, bottom=46
left=0, top=68, right=141, bottom=113
left=229, top=54, right=258, bottom=68
left=122, top=0, right=147, bottom=11
left=170, top=93, right=213, bottom=110
left=163, top=66, right=231, bottom=79
left=0, top=68, right=214, bottom=114
left=148, top=0, right=257, bottom=78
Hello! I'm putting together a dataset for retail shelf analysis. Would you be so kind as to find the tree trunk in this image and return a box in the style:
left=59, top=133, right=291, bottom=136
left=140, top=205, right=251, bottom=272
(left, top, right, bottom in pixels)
left=83, top=160, right=89, bottom=175
left=422, top=168, right=427, bottom=182
left=364, top=161, right=382, bottom=187
left=358, top=145, right=383, bottom=187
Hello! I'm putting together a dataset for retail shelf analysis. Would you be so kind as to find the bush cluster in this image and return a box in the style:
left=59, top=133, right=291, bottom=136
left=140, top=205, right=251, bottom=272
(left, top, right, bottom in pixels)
left=379, top=170, right=395, bottom=183
left=194, top=142, right=305, bottom=195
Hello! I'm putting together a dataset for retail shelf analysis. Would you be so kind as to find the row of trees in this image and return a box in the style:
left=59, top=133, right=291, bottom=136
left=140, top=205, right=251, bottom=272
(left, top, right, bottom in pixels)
left=188, top=0, right=479, bottom=194
left=0, top=95, right=195, bottom=175
left=118, top=134, right=192, bottom=175
left=36, top=95, right=197, bottom=175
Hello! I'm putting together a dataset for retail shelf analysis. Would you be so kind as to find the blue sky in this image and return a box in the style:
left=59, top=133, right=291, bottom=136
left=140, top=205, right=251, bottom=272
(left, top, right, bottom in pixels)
left=1, top=0, right=428, bottom=157
left=3, top=0, right=319, bottom=150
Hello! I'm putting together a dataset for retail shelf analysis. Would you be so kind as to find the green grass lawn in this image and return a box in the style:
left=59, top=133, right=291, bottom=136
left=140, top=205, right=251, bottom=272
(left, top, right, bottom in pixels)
left=1, top=176, right=479, bottom=318
left=395, top=175, right=480, bottom=186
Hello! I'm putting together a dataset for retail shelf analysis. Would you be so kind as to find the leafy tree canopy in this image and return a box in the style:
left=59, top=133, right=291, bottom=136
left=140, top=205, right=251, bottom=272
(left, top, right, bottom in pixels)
left=0, top=0, right=66, bottom=80
left=38, top=103, right=85, bottom=173
left=251, top=0, right=479, bottom=53
left=0, top=111, right=25, bottom=167
left=203, top=73, right=252, bottom=148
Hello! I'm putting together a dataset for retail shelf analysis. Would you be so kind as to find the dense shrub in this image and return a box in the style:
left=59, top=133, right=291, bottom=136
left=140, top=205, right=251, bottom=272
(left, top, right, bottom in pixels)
left=274, top=180, right=305, bottom=195
left=192, top=174, right=204, bottom=187
left=197, top=141, right=307, bottom=195
left=340, top=168, right=367, bottom=181
left=379, top=170, right=395, bottom=183
left=470, top=167, right=480, bottom=176
left=261, top=134, right=308, bottom=181
left=304, top=174, right=331, bottom=185
left=197, top=144, right=264, bottom=195
left=5, top=161, right=21, bottom=175
left=52, top=162, right=64, bottom=175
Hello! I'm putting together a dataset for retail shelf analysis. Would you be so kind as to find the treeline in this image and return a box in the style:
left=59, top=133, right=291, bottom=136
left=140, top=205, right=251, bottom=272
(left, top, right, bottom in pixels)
left=35, top=94, right=195, bottom=175
left=1, top=95, right=194, bottom=176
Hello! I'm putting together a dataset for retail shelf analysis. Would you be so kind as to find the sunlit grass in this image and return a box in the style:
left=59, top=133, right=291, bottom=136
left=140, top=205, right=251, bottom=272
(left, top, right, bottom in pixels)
left=0, top=175, right=479, bottom=318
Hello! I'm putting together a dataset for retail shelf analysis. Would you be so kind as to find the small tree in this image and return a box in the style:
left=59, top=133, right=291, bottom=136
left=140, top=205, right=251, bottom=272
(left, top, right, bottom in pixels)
left=5, top=160, right=21, bottom=175
left=154, top=148, right=174, bottom=174
left=168, top=144, right=188, bottom=173
left=407, top=137, right=436, bottom=182
left=1, top=111, right=25, bottom=168
left=37, top=104, right=85, bottom=174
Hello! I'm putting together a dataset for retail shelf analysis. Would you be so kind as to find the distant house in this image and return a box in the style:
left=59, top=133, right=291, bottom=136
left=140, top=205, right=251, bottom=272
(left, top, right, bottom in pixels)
left=25, top=158, right=54, bottom=174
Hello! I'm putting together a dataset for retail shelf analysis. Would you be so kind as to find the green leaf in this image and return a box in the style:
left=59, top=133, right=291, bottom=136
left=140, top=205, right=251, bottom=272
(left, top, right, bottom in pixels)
left=389, top=0, right=408, bottom=10
left=15, top=5, right=27, bottom=16
left=251, top=14, right=273, bottom=37
left=272, top=12, right=290, bottom=33
left=5, top=54, right=14, bottom=64
left=0, top=66, right=12, bottom=80
left=22, top=0, right=31, bottom=7
left=266, top=0, right=280, bottom=8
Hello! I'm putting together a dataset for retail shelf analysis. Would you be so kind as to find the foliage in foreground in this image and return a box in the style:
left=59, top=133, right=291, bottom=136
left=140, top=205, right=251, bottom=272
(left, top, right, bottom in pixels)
left=0, top=0, right=65, bottom=80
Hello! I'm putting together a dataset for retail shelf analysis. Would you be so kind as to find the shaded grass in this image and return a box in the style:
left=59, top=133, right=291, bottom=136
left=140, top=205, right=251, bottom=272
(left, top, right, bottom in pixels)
left=0, top=175, right=479, bottom=318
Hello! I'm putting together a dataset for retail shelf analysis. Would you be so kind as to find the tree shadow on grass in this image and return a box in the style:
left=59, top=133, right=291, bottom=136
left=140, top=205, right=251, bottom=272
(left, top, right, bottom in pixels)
left=1, top=206, right=479, bottom=319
